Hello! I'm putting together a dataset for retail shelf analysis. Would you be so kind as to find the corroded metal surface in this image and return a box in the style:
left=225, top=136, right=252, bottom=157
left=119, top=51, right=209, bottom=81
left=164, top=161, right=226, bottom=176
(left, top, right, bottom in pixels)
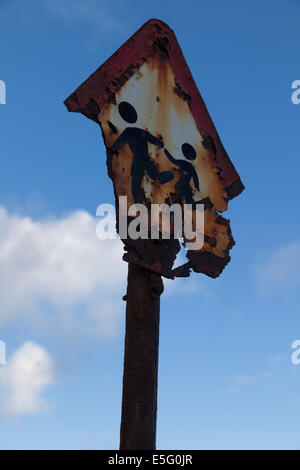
left=120, top=263, right=162, bottom=450
left=65, top=18, right=244, bottom=279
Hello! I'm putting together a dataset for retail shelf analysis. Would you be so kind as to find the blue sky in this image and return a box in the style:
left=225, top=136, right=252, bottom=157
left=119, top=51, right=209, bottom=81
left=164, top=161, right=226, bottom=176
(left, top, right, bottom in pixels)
left=0, top=0, right=300, bottom=450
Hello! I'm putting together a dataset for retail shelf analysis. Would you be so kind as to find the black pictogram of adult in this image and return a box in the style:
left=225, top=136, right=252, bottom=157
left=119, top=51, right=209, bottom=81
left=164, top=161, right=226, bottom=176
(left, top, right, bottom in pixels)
left=111, top=101, right=174, bottom=203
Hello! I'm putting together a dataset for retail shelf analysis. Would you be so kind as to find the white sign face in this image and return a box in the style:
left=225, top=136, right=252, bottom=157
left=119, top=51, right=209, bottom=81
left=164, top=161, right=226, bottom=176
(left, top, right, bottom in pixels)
left=97, top=56, right=231, bottom=267
left=98, top=56, right=227, bottom=213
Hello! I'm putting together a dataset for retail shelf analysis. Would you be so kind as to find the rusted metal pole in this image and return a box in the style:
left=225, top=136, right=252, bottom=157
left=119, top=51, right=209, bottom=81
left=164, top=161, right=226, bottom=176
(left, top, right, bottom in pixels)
left=120, top=263, right=164, bottom=450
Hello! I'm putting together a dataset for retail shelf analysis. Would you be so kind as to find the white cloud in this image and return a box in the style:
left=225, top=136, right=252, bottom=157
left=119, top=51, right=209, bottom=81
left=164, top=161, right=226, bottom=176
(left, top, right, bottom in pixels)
left=266, top=353, right=287, bottom=366
left=254, top=240, right=300, bottom=291
left=0, top=205, right=201, bottom=339
left=0, top=342, right=55, bottom=415
left=0, top=207, right=127, bottom=338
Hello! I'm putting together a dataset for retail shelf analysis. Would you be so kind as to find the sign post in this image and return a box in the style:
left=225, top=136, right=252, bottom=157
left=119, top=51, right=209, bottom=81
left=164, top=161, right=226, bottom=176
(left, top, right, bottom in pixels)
left=65, top=18, right=244, bottom=450
left=120, top=264, right=163, bottom=450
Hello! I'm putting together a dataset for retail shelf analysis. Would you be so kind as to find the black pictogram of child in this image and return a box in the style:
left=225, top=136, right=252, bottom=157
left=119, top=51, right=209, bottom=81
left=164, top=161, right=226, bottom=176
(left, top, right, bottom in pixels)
left=164, top=143, right=200, bottom=207
left=111, top=101, right=174, bottom=203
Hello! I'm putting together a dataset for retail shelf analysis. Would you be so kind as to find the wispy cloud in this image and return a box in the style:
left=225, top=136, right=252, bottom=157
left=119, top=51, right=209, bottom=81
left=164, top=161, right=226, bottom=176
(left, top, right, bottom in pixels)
left=0, top=342, right=55, bottom=415
left=0, top=0, right=124, bottom=43
left=266, top=353, right=287, bottom=366
left=228, top=372, right=273, bottom=393
left=254, top=240, right=300, bottom=292
left=42, top=0, right=122, bottom=33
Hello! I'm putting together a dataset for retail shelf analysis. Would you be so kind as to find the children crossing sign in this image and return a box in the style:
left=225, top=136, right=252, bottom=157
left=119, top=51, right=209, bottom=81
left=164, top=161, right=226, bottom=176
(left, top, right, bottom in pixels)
left=65, top=18, right=244, bottom=280
left=65, top=18, right=244, bottom=451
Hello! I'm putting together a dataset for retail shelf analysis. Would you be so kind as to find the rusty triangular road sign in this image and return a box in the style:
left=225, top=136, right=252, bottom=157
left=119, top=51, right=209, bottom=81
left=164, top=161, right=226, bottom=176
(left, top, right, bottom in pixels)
left=65, top=19, right=244, bottom=279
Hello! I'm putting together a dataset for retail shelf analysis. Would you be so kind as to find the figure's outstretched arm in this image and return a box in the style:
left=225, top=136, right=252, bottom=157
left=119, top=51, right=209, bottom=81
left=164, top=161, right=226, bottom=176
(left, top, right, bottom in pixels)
left=144, top=131, right=164, bottom=148
left=164, top=149, right=180, bottom=167
left=191, top=167, right=200, bottom=191
left=111, top=131, right=127, bottom=152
